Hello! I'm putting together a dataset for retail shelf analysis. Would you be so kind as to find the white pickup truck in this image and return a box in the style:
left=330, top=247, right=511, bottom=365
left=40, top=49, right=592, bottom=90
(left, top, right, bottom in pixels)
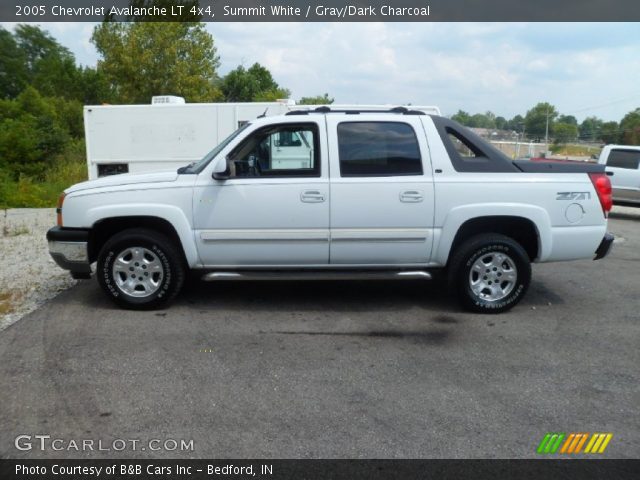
left=598, top=145, right=640, bottom=205
left=47, top=107, right=614, bottom=313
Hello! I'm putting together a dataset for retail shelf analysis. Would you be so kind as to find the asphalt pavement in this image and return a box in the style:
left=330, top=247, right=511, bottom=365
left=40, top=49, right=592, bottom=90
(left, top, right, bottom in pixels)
left=0, top=215, right=638, bottom=459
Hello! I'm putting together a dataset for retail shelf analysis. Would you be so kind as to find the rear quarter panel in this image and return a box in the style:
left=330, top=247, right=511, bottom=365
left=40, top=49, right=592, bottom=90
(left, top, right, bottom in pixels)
left=421, top=117, right=607, bottom=265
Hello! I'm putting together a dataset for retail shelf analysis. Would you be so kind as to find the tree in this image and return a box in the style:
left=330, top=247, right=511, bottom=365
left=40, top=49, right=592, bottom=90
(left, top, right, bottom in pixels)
left=298, top=93, right=334, bottom=105
left=1, top=25, right=104, bottom=103
left=524, top=102, right=558, bottom=141
left=220, top=63, right=289, bottom=102
left=92, top=22, right=222, bottom=103
left=579, top=116, right=604, bottom=142
left=600, top=121, right=620, bottom=144
left=0, top=27, right=27, bottom=99
left=451, top=110, right=471, bottom=126
left=553, top=122, right=578, bottom=144
left=469, top=112, right=495, bottom=129
left=506, top=114, right=525, bottom=132
left=619, top=108, right=640, bottom=145
left=495, top=116, right=507, bottom=130
left=0, top=87, right=69, bottom=178
left=557, top=114, right=578, bottom=126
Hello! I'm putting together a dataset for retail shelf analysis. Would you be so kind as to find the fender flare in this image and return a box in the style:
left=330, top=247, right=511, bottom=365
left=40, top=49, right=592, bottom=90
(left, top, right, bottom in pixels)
left=433, top=203, right=552, bottom=265
left=85, top=204, right=199, bottom=267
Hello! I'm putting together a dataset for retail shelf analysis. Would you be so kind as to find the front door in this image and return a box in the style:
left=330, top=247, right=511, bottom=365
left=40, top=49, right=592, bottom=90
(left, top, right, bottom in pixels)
left=193, top=120, right=329, bottom=266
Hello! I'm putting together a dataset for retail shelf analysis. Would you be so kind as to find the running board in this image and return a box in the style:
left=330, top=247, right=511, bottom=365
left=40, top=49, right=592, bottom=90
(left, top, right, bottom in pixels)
left=201, top=270, right=432, bottom=282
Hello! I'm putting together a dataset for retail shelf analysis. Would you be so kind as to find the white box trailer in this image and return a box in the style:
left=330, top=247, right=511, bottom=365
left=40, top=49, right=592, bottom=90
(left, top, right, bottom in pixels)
left=83, top=100, right=441, bottom=179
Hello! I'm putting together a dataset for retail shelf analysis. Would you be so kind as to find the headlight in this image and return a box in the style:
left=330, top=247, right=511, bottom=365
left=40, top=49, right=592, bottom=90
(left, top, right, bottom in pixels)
left=56, top=192, right=66, bottom=226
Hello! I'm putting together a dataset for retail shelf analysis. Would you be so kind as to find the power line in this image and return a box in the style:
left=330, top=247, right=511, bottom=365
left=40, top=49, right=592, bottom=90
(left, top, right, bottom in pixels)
left=565, top=94, right=640, bottom=115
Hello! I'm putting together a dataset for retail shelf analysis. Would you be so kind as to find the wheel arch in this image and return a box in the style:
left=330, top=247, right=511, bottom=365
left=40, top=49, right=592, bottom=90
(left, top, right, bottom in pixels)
left=434, top=206, right=551, bottom=266
left=88, top=214, right=196, bottom=267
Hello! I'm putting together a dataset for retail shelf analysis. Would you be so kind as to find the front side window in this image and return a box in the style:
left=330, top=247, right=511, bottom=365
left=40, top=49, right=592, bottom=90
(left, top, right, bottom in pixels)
left=337, top=122, right=422, bottom=177
left=607, top=149, right=640, bottom=169
left=227, top=123, right=319, bottom=178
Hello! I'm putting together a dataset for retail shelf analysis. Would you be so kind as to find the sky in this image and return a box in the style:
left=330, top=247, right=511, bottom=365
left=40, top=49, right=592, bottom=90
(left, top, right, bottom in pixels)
left=5, top=22, right=640, bottom=121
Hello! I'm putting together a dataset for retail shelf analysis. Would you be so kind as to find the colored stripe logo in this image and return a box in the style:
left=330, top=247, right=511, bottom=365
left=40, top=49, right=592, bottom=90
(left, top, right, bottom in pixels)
left=537, top=433, right=612, bottom=454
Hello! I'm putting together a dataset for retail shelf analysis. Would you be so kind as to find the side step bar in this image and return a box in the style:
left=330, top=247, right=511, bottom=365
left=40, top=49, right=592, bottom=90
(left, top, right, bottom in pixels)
left=202, top=270, right=432, bottom=282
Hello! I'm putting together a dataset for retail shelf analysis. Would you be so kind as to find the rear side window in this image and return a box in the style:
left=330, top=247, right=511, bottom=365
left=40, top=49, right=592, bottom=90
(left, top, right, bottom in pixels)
left=337, top=122, right=422, bottom=177
left=607, top=149, right=640, bottom=169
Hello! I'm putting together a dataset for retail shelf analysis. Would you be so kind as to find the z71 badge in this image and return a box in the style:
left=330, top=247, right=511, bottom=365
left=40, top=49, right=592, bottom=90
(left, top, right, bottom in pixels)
left=556, top=192, right=591, bottom=200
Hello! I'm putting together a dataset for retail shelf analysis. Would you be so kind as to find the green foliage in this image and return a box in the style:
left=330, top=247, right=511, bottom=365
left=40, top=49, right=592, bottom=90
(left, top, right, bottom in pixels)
left=495, top=116, right=507, bottom=130
left=471, top=112, right=496, bottom=129
left=92, top=22, right=222, bottom=103
left=221, top=63, right=290, bottom=102
left=0, top=27, right=27, bottom=98
left=525, top=102, right=558, bottom=140
left=451, top=110, right=471, bottom=125
left=553, top=122, right=579, bottom=145
left=1, top=25, right=109, bottom=103
left=506, top=115, right=525, bottom=132
left=619, top=108, right=640, bottom=145
left=579, top=116, right=604, bottom=142
left=557, top=114, right=578, bottom=126
left=0, top=140, right=87, bottom=208
left=0, top=87, right=70, bottom=178
left=298, top=93, right=334, bottom=105
left=452, top=110, right=501, bottom=129
left=600, top=121, right=620, bottom=144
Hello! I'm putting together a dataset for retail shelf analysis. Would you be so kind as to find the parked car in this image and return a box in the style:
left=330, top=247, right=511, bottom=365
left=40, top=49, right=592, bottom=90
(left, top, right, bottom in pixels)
left=597, top=145, right=640, bottom=205
left=47, top=107, right=614, bottom=313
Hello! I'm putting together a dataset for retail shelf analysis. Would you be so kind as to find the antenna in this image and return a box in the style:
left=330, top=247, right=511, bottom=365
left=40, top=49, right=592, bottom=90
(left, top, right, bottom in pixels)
left=257, top=108, right=269, bottom=118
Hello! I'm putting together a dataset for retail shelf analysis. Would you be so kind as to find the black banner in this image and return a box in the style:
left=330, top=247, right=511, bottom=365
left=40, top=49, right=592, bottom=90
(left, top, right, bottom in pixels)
left=2, top=0, right=640, bottom=22
left=1, top=459, right=639, bottom=480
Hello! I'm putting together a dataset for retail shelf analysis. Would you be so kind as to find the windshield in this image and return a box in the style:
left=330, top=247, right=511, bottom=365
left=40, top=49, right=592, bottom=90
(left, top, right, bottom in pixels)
left=178, top=123, right=250, bottom=174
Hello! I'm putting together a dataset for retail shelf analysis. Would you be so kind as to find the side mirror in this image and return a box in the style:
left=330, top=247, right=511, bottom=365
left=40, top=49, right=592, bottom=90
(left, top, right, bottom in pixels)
left=212, top=156, right=229, bottom=180
left=212, top=170, right=229, bottom=180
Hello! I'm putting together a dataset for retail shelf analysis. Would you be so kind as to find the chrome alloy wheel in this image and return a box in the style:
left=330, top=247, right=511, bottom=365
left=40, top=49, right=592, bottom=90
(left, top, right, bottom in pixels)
left=112, top=247, right=164, bottom=297
left=469, top=251, right=518, bottom=302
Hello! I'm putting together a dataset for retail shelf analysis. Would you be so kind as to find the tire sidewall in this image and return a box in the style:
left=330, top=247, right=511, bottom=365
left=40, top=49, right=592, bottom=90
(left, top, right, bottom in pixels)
left=461, top=240, right=529, bottom=312
left=98, top=235, right=176, bottom=308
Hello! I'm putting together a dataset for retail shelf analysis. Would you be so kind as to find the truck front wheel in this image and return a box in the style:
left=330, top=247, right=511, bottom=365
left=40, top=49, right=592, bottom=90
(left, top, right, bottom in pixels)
left=448, top=233, right=531, bottom=313
left=97, top=228, right=185, bottom=309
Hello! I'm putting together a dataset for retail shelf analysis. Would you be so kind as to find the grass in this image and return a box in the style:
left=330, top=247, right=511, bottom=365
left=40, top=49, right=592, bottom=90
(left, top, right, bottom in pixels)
left=550, top=144, right=601, bottom=157
left=0, top=291, right=22, bottom=316
left=3, top=225, right=30, bottom=237
left=0, top=142, right=88, bottom=208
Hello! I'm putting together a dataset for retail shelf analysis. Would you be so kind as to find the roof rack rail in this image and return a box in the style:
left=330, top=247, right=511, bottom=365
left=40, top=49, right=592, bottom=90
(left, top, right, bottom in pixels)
left=285, top=106, right=427, bottom=116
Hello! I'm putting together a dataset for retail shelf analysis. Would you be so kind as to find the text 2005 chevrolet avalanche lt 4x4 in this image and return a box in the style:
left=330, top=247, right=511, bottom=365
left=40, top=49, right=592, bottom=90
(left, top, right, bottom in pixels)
left=47, top=107, right=614, bottom=313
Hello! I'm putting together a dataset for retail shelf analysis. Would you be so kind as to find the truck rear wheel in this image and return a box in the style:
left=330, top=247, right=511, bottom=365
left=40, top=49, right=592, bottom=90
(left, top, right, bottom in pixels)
left=97, top=228, right=185, bottom=309
left=448, top=233, right=531, bottom=313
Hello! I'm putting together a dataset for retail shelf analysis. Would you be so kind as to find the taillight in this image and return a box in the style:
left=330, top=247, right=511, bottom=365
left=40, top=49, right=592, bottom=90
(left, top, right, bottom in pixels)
left=588, top=172, right=612, bottom=217
left=56, top=192, right=66, bottom=226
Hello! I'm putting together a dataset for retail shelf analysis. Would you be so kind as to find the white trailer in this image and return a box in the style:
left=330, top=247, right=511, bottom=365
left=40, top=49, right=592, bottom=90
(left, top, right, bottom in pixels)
left=83, top=99, right=296, bottom=179
left=83, top=100, right=440, bottom=179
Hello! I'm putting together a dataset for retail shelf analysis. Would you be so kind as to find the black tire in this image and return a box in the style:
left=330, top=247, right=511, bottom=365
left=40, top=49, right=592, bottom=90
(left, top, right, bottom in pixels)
left=97, top=228, right=185, bottom=309
left=448, top=233, right=531, bottom=314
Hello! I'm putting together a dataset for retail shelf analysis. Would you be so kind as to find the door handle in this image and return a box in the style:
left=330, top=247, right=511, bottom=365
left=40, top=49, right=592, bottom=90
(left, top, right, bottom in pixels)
left=399, top=190, right=424, bottom=203
left=301, top=190, right=325, bottom=203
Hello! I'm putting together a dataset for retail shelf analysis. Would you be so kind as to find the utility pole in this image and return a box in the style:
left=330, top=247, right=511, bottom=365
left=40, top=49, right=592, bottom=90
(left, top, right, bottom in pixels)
left=544, top=106, right=552, bottom=156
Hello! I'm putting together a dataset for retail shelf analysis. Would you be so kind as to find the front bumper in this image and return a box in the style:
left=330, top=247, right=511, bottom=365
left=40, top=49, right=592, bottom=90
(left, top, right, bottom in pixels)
left=594, top=233, right=614, bottom=261
left=47, top=226, right=91, bottom=278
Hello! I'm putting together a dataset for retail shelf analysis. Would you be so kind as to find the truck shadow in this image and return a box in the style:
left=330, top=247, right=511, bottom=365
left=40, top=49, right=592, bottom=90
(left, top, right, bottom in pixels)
left=177, top=279, right=458, bottom=314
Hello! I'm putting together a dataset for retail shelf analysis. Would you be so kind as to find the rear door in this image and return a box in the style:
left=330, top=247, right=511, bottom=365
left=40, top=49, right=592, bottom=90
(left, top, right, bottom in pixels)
left=326, top=115, right=435, bottom=265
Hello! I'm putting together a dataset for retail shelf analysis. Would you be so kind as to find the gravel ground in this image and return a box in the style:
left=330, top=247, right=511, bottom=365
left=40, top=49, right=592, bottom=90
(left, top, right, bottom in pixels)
left=0, top=208, right=76, bottom=331
left=0, top=204, right=638, bottom=333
